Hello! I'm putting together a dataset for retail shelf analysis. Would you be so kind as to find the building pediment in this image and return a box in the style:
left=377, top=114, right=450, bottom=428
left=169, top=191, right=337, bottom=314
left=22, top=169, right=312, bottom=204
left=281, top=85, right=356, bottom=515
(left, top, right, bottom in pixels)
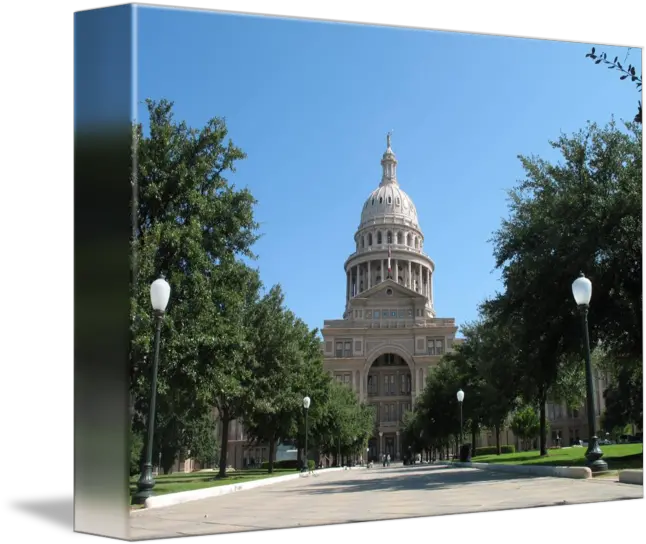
left=350, top=279, right=426, bottom=306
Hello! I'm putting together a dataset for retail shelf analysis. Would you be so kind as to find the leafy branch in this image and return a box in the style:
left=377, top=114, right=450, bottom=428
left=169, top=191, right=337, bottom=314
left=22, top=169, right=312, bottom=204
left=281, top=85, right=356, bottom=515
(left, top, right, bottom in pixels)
left=585, top=47, right=642, bottom=123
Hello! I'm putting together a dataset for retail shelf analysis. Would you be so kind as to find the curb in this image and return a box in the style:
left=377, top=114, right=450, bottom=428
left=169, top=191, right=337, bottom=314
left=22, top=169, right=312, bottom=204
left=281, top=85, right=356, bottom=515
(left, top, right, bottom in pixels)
left=432, top=460, right=591, bottom=479
left=618, top=470, right=643, bottom=485
left=139, top=466, right=357, bottom=510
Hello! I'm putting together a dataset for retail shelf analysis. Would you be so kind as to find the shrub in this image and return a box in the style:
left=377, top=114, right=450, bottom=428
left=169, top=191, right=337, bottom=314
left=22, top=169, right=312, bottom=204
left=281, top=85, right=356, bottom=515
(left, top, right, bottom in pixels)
left=260, top=459, right=300, bottom=470
left=474, top=445, right=516, bottom=456
left=307, top=459, right=316, bottom=471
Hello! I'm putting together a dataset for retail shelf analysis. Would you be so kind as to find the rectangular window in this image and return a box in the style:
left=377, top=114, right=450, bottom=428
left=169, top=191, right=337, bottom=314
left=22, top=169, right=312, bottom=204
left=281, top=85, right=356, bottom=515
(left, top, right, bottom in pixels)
left=336, top=342, right=343, bottom=357
left=366, top=310, right=372, bottom=319
left=390, top=310, right=397, bottom=317
left=408, top=309, right=413, bottom=317
left=374, top=309, right=381, bottom=319
left=398, top=309, right=405, bottom=318
left=435, top=339, right=444, bottom=355
left=344, top=341, right=352, bottom=357
left=400, top=374, right=406, bottom=394
left=427, top=339, right=435, bottom=355
left=382, top=310, right=388, bottom=319
left=390, top=375, right=395, bottom=395
left=383, top=375, right=388, bottom=395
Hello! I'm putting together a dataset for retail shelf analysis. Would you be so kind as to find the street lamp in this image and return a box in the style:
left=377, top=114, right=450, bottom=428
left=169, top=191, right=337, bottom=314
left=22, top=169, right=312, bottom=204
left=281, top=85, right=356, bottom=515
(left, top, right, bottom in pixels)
left=456, top=389, right=465, bottom=447
left=302, top=396, right=311, bottom=472
left=366, top=447, right=370, bottom=467
left=572, top=273, right=607, bottom=472
left=133, top=275, right=171, bottom=504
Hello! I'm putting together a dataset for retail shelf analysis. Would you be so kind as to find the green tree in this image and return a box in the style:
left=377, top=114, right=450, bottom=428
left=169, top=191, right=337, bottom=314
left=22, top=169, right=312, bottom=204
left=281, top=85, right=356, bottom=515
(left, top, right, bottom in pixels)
left=130, top=98, right=261, bottom=471
left=185, top=411, right=220, bottom=469
left=510, top=405, right=545, bottom=451
left=243, top=286, right=318, bottom=472
left=488, top=120, right=642, bottom=455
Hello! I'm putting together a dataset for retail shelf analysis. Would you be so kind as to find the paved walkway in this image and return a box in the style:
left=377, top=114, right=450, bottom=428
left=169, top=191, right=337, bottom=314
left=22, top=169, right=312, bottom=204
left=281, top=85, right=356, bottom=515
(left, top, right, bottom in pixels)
left=129, top=464, right=643, bottom=540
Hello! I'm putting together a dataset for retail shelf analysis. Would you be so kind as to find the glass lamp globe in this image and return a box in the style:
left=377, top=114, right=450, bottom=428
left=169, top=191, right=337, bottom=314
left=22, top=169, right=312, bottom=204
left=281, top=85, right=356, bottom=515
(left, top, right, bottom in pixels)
left=150, top=276, right=171, bottom=312
left=572, top=273, right=592, bottom=306
left=457, top=389, right=465, bottom=402
left=303, top=396, right=311, bottom=409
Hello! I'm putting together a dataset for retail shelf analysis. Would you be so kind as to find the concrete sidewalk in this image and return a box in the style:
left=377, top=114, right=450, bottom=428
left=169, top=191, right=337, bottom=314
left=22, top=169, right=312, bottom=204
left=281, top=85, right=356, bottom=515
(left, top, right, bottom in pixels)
left=129, top=463, right=643, bottom=540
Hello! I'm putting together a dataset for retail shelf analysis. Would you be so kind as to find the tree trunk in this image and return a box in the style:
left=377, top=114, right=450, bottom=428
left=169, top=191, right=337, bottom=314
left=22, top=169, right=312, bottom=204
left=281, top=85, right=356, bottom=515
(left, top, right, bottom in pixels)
left=539, top=393, right=548, bottom=456
left=495, top=424, right=501, bottom=455
left=218, top=410, right=230, bottom=478
left=268, top=439, right=275, bottom=474
left=471, top=425, right=477, bottom=452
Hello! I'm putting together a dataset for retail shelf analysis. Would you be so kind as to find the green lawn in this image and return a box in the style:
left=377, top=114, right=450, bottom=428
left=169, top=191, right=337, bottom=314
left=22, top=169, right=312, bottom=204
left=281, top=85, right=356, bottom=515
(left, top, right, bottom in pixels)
left=472, top=444, right=643, bottom=472
left=129, top=468, right=296, bottom=499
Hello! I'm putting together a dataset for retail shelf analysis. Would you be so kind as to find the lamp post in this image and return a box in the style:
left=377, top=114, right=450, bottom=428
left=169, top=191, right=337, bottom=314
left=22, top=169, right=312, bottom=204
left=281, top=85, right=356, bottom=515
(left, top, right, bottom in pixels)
left=302, top=396, right=311, bottom=472
left=456, top=389, right=465, bottom=447
left=378, top=431, right=383, bottom=461
left=366, top=447, right=370, bottom=467
left=133, top=275, right=171, bottom=504
left=572, top=273, right=607, bottom=472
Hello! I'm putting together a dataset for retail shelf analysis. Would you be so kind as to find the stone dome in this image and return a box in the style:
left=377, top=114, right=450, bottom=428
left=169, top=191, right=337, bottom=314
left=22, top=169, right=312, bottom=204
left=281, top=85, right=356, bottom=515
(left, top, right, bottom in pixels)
left=360, top=184, right=419, bottom=228
left=358, top=134, right=420, bottom=229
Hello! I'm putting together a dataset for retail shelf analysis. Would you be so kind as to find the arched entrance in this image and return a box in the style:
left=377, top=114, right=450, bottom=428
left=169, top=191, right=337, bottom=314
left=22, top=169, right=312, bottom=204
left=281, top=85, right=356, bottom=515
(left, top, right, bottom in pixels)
left=364, top=351, right=413, bottom=462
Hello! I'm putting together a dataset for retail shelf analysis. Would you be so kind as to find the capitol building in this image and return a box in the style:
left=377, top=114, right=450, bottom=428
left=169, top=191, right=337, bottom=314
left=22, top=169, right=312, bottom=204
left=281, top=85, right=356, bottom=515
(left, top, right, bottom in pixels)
left=321, top=135, right=459, bottom=462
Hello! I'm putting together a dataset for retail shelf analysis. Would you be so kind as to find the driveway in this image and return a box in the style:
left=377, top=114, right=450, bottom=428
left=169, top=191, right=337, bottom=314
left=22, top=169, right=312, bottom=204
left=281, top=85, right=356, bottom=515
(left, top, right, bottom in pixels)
left=129, top=464, right=643, bottom=539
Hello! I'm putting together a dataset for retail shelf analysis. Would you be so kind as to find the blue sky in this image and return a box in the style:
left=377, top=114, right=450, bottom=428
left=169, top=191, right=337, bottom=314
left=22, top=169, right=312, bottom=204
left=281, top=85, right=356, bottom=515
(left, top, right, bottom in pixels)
left=135, top=5, right=642, bottom=336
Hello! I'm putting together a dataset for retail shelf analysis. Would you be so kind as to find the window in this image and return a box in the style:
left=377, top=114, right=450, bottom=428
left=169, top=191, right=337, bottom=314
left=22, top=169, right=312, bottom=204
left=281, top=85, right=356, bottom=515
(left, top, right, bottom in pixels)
left=407, top=233, right=412, bottom=246
left=377, top=232, right=382, bottom=244
left=386, top=288, right=393, bottom=296
left=383, top=375, right=388, bottom=394
left=398, top=310, right=405, bottom=318
left=379, top=197, right=383, bottom=204
left=390, top=375, right=395, bottom=395
left=390, top=310, right=397, bottom=317
left=427, top=337, right=444, bottom=355
left=387, top=231, right=393, bottom=244
left=365, top=310, right=372, bottom=319
left=396, top=197, right=400, bottom=206
left=400, top=374, right=406, bottom=394
left=382, top=310, right=388, bottom=319
left=361, top=237, right=365, bottom=248
left=336, top=339, right=352, bottom=358
left=368, top=233, right=373, bottom=245
left=343, top=374, right=351, bottom=387
left=387, top=196, right=392, bottom=204
left=408, top=309, right=413, bottom=317
left=397, top=232, right=403, bottom=244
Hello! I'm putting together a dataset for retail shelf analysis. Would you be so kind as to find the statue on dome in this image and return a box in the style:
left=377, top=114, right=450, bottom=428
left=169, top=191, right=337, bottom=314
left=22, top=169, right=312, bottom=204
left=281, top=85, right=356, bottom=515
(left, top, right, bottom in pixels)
left=386, top=130, right=392, bottom=149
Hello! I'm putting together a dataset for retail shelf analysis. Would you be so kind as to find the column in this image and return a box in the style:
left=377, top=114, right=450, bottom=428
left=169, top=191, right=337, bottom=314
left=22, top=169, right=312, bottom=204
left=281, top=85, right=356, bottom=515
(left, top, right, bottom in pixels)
left=346, top=270, right=350, bottom=301
left=394, top=259, right=398, bottom=282
left=396, top=431, right=400, bottom=460
left=407, top=261, right=412, bottom=288
left=367, top=260, right=371, bottom=289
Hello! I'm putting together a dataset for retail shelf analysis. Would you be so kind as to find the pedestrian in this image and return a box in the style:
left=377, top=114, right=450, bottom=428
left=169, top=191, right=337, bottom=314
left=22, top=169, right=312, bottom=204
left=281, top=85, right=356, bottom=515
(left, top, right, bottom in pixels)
left=386, top=453, right=391, bottom=466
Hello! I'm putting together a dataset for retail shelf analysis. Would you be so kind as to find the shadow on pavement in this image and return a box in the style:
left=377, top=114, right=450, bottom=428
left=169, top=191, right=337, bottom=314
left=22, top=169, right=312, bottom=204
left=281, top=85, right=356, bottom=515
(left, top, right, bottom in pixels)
left=12, top=497, right=73, bottom=529
left=285, top=465, right=538, bottom=495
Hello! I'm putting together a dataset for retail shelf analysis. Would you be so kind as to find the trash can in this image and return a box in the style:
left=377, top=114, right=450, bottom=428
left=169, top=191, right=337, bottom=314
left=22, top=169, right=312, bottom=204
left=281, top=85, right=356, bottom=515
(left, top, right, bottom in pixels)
left=459, top=443, right=472, bottom=462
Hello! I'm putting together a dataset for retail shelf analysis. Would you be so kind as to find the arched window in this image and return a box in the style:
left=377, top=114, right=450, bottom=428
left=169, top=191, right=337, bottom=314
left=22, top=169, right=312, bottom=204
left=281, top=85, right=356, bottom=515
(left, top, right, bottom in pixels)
left=377, top=232, right=382, bottom=244
left=387, top=196, right=392, bottom=204
left=407, top=233, right=412, bottom=246
left=396, top=197, right=401, bottom=206
left=379, top=196, right=383, bottom=204
left=387, top=231, right=393, bottom=244
left=414, top=237, right=419, bottom=249
left=368, top=233, right=373, bottom=246
left=397, top=232, right=403, bottom=244
left=361, top=236, right=365, bottom=248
